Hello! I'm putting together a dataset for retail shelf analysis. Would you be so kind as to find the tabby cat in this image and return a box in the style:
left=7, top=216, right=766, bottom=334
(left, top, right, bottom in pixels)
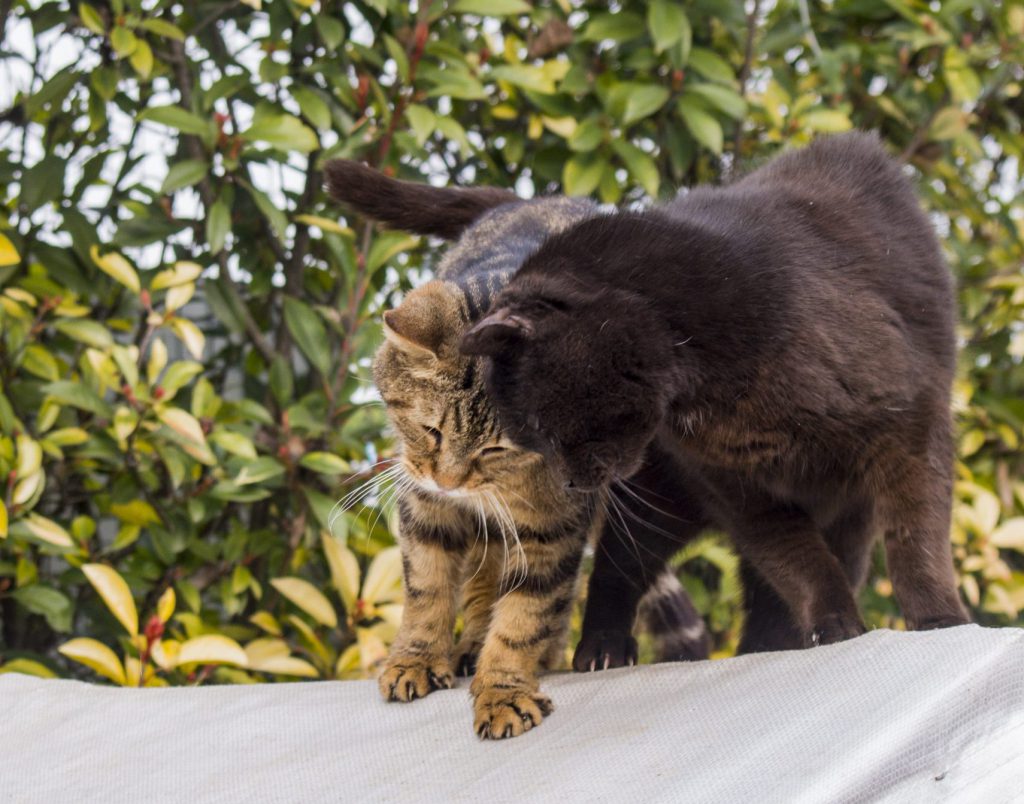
left=326, top=162, right=709, bottom=739
left=461, top=132, right=970, bottom=646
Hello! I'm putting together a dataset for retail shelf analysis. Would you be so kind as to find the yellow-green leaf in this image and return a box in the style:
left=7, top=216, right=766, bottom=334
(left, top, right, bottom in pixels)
left=271, top=577, right=338, bottom=628
left=991, top=518, right=1024, bottom=552
left=109, top=500, right=161, bottom=527
left=23, top=514, right=74, bottom=548
left=90, top=245, right=140, bottom=293
left=244, top=638, right=319, bottom=677
left=169, top=317, right=205, bottom=359
left=151, top=261, right=202, bottom=290
left=177, top=634, right=249, bottom=667
left=157, top=407, right=215, bottom=465
left=130, top=39, right=153, bottom=79
left=0, top=232, right=20, bottom=266
left=82, top=563, right=139, bottom=636
left=293, top=215, right=355, bottom=237
left=0, top=500, right=7, bottom=539
left=323, top=534, right=360, bottom=613
left=59, top=638, right=127, bottom=685
left=15, top=434, right=42, bottom=477
left=0, top=658, right=58, bottom=678
left=157, top=587, right=176, bottom=622
left=78, top=3, right=105, bottom=35
left=362, top=546, right=403, bottom=605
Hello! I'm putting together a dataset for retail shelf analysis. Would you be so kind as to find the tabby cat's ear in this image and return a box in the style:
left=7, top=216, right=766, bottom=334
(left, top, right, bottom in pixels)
left=459, top=307, right=533, bottom=357
left=382, top=281, right=462, bottom=360
left=324, top=160, right=517, bottom=240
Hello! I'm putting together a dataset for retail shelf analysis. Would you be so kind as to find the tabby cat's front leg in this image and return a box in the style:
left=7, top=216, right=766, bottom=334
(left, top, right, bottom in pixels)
left=471, top=531, right=585, bottom=739
left=379, top=496, right=467, bottom=703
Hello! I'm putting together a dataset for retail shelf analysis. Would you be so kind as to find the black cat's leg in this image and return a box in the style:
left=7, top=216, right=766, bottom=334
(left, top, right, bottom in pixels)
left=879, top=443, right=968, bottom=630
left=574, top=445, right=707, bottom=671
left=638, top=569, right=711, bottom=662
left=736, top=559, right=804, bottom=654
left=730, top=505, right=866, bottom=647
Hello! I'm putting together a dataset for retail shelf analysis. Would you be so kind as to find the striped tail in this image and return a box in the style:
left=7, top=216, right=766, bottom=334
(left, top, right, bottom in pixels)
left=637, top=570, right=710, bottom=662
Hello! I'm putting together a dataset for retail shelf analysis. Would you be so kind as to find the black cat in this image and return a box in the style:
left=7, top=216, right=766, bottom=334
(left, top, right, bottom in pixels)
left=461, top=132, right=970, bottom=646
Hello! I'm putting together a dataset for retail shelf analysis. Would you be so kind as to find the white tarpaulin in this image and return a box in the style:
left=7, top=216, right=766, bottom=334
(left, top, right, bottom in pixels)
left=1, top=625, right=1022, bottom=803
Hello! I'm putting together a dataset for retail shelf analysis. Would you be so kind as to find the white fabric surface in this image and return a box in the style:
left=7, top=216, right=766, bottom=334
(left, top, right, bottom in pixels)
left=1, top=625, right=1022, bottom=803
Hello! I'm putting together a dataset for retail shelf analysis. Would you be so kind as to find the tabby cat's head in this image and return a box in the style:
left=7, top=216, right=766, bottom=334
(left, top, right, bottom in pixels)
left=374, top=280, right=543, bottom=504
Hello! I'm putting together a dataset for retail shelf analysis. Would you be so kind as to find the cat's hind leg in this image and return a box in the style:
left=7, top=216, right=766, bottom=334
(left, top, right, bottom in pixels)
left=878, top=440, right=968, bottom=630
left=453, top=540, right=502, bottom=677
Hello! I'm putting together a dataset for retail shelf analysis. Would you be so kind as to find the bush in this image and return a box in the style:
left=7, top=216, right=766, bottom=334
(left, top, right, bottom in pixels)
left=0, top=0, right=1021, bottom=685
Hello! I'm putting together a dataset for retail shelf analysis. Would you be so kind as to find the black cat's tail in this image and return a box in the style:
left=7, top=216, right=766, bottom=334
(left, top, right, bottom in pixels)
left=324, top=160, right=517, bottom=239
left=638, top=570, right=711, bottom=662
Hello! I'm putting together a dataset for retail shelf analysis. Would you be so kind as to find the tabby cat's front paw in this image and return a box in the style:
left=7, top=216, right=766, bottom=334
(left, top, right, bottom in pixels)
left=378, top=656, right=454, bottom=702
left=473, top=685, right=554, bottom=740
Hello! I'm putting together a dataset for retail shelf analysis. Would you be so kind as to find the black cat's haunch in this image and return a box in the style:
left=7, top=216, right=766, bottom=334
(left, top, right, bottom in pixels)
left=461, top=132, right=970, bottom=644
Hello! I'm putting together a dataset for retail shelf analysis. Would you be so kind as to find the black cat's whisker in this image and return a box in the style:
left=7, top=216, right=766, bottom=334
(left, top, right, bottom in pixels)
left=610, top=485, right=691, bottom=545
left=605, top=491, right=647, bottom=567
left=615, top=478, right=688, bottom=523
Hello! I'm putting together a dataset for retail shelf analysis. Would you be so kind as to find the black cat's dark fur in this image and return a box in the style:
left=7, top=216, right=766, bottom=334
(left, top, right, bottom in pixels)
left=462, top=132, right=970, bottom=645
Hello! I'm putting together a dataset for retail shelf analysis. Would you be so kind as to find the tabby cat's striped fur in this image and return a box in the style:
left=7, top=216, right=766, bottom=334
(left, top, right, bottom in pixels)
left=328, top=168, right=708, bottom=739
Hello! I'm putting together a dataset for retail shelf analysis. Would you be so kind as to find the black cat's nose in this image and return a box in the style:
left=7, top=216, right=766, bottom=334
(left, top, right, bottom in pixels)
left=564, top=479, right=576, bottom=490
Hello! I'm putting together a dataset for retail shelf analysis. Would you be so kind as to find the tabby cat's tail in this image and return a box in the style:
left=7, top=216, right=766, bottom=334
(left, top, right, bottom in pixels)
left=638, top=570, right=711, bottom=662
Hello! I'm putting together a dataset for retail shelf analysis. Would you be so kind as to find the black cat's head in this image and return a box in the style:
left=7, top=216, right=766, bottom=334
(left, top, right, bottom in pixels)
left=459, top=269, right=677, bottom=491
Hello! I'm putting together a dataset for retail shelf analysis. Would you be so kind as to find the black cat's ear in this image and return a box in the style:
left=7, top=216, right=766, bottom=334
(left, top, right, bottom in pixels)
left=324, top=160, right=517, bottom=239
left=459, top=307, right=533, bottom=357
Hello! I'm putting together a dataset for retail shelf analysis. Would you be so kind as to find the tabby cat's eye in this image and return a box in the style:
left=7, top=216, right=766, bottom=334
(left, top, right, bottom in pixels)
left=422, top=425, right=442, bottom=446
left=478, top=445, right=509, bottom=457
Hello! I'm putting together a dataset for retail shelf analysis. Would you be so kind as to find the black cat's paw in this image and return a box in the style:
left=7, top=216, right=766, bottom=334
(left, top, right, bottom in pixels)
left=572, top=630, right=638, bottom=672
left=808, top=613, right=866, bottom=647
left=454, top=645, right=480, bottom=677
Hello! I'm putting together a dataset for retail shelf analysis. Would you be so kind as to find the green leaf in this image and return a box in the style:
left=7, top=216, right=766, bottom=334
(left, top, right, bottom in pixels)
left=291, top=86, right=332, bottom=131
left=929, top=107, right=968, bottom=141
left=684, top=84, right=747, bottom=120
left=54, top=319, right=114, bottom=349
left=677, top=98, right=724, bottom=154
left=611, top=140, right=659, bottom=197
left=283, top=296, right=331, bottom=377
left=242, top=182, right=289, bottom=241
left=568, top=117, right=604, bottom=152
left=43, top=381, right=113, bottom=417
left=243, top=112, right=319, bottom=153
left=427, top=70, right=488, bottom=100
left=452, top=0, right=530, bottom=15
left=367, top=232, right=421, bottom=274
left=647, top=1, right=691, bottom=56
left=11, top=585, right=73, bottom=632
left=110, top=26, right=137, bottom=57
left=563, top=153, right=607, bottom=197
left=581, top=12, right=646, bottom=42
left=943, top=47, right=981, bottom=105
left=405, top=103, right=436, bottom=147
left=609, top=83, right=671, bottom=126
left=206, top=194, right=231, bottom=254
left=300, top=452, right=351, bottom=475
left=161, top=159, right=208, bottom=194
left=687, top=48, right=736, bottom=84
left=139, top=19, right=185, bottom=41
left=140, top=105, right=213, bottom=137
left=235, top=456, right=286, bottom=486
left=78, top=3, right=105, bottom=35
